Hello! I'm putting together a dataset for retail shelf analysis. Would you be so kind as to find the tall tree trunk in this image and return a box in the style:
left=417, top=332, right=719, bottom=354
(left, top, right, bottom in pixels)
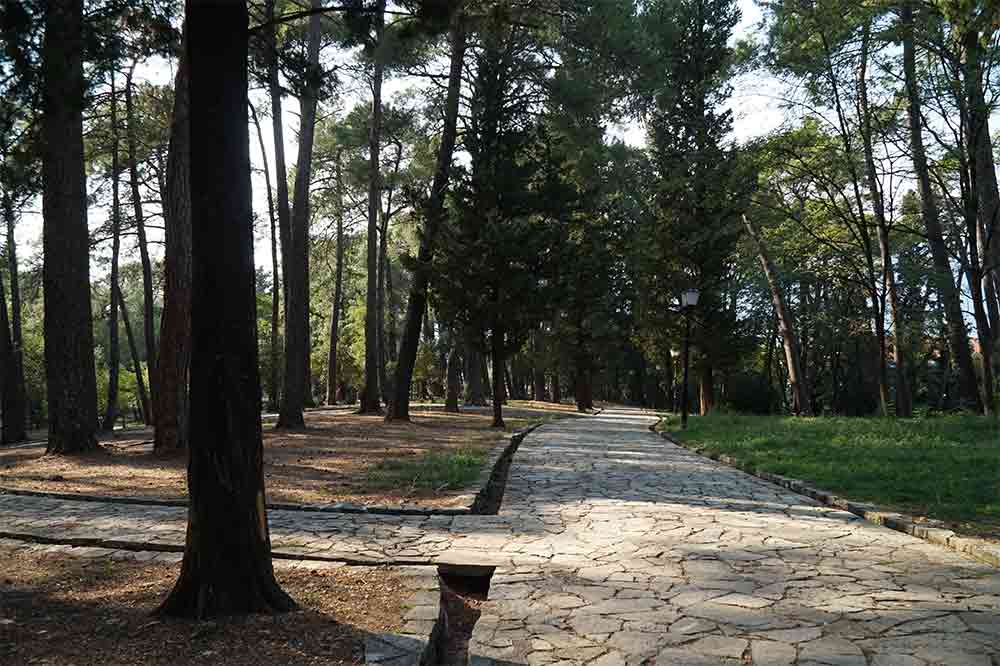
left=1, top=194, right=26, bottom=443
left=445, top=334, right=461, bottom=413
left=742, top=214, right=811, bottom=415
left=155, top=32, right=192, bottom=453
left=118, top=285, right=150, bottom=424
left=265, top=0, right=292, bottom=308
left=360, top=0, right=386, bottom=415
left=126, top=62, right=157, bottom=417
left=159, top=0, right=295, bottom=618
left=490, top=325, right=505, bottom=428
left=250, top=102, right=281, bottom=412
left=377, top=216, right=389, bottom=404
left=102, top=72, right=123, bottom=431
left=858, top=23, right=911, bottom=417
left=551, top=359, right=562, bottom=404
left=42, top=0, right=98, bottom=454
left=326, top=151, right=345, bottom=406
left=901, top=3, right=981, bottom=412
left=387, top=9, right=467, bottom=420
left=278, top=0, right=321, bottom=428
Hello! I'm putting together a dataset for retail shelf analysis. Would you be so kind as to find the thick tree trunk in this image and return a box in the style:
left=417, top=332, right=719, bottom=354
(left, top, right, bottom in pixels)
left=386, top=11, right=467, bottom=420
left=126, top=62, right=157, bottom=417
left=42, top=0, right=98, bottom=454
left=901, top=3, right=980, bottom=412
left=102, top=73, right=122, bottom=432
left=158, top=0, right=295, bottom=618
left=698, top=361, right=714, bottom=415
left=250, top=103, right=281, bottom=412
left=326, top=151, right=345, bottom=405
left=154, top=32, right=192, bottom=453
left=742, top=215, right=811, bottom=415
left=359, top=1, right=386, bottom=415
left=551, top=360, right=561, bottom=404
left=278, top=0, right=321, bottom=428
left=1, top=194, right=26, bottom=443
left=118, top=285, right=151, bottom=424
left=574, top=364, right=593, bottom=413
left=464, top=331, right=486, bottom=406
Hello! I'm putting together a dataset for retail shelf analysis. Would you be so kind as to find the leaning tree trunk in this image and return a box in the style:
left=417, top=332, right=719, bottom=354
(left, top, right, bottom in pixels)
left=902, top=3, right=981, bottom=412
left=103, top=72, right=122, bottom=432
left=118, top=285, right=151, bottom=425
left=154, top=31, right=192, bottom=453
left=360, top=0, right=386, bottom=415
left=42, top=0, right=98, bottom=454
left=126, top=61, right=157, bottom=418
left=250, top=102, right=281, bottom=412
left=326, top=151, right=345, bottom=405
left=742, top=215, right=811, bottom=416
left=387, top=10, right=467, bottom=420
left=278, top=0, right=321, bottom=429
left=158, top=0, right=295, bottom=618
left=0, top=193, right=26, bottom=443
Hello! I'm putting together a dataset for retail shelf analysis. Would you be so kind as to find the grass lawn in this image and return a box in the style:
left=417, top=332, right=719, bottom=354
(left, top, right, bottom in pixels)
left=660, top=412, right=1000, bottom=538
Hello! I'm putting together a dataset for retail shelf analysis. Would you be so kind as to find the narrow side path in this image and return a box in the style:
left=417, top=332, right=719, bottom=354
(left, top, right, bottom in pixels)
left=453, top=408, right=1000, bottom=666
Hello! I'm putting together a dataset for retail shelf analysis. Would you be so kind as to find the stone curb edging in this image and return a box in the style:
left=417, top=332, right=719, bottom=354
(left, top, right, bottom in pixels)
left=0, top=425, right=544, bottom=518
left=649, top=418, right=1000, bottom=569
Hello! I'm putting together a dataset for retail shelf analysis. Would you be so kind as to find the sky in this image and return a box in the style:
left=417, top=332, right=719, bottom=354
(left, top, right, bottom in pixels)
left=16, top=0, right=783, bottom=277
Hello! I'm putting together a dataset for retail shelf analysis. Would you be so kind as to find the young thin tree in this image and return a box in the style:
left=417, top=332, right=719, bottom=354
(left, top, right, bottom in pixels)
left=158, top=0, right=295, bottom=617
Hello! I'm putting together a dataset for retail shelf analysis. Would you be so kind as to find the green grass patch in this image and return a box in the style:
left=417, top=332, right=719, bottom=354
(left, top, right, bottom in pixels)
left=366, top=447, right=489, bottom=492
left=660, top=412, right=1000, bottom=532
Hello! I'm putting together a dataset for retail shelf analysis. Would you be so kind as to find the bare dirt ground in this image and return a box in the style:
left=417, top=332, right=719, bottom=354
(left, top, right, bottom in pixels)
left=0, top=544, right=408, bottom=665
left=0, top=401, right=577, bottom=508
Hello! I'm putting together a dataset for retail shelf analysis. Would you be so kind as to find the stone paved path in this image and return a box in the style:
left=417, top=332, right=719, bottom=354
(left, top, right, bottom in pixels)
left=411, top=408, right=999, bottom=666
left=2, top=408, right=999, bottom=664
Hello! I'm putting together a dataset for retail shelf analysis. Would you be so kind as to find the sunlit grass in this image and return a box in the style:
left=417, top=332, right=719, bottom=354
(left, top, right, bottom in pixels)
left=661, top=412, right=1000, bottom=530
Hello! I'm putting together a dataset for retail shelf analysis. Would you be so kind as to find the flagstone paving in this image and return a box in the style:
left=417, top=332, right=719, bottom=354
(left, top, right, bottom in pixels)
left=1, top=408, right=999, bottom=664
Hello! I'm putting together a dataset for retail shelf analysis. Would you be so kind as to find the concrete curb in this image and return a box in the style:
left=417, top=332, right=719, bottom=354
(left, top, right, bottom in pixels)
left=649, top=418, right=1000, bottom=569
left=0, top=425, right=544, bottom=518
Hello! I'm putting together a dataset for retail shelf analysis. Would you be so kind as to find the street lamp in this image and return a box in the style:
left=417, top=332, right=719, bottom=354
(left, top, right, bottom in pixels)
left=679, top=288, right=700, bottom=429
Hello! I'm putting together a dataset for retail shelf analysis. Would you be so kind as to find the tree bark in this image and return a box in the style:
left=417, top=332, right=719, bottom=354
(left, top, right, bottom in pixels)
left=901, top=3, right=981, bottom=412
left=154, top=30, right=192, bottom=453
left=118, top=284, right=150, bottom=424
left=278, top=0, right=321, bottom=428
left=0, top=193, right=26, bottom=443
left=386, top=10, right=467, bottom=420
left=250, top=102, right=281, bottom=412
left=126, top=61, right=157, bottom=419
left=326, top=151, right=345, bottom=405
left=742, top=215, right=811, bottom=415
left=360, top=0, right=386, bottom=415
left=158, top=0, right=295, bottom=617
left=42, top=0, right=98, bottom=454
left=698, top=361, right=714, bottom=415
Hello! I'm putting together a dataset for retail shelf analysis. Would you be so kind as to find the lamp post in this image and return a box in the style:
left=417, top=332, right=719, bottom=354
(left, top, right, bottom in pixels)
left=679, top=288, right=699, bottom=429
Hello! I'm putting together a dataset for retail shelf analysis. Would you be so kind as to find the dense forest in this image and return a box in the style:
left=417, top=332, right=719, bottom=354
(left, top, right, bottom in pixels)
left=1, top=0, right=999, bottom=455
